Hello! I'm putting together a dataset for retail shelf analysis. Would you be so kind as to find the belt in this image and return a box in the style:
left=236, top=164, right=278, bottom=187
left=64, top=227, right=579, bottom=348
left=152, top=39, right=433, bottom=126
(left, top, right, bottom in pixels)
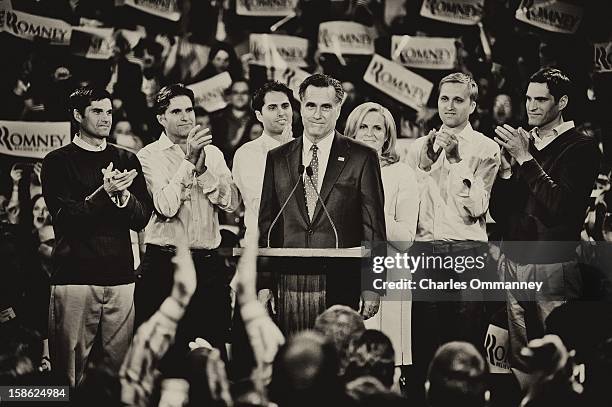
left=422, top=241, right=485, bottom=254
left=146, top=244, right=216, bottom=257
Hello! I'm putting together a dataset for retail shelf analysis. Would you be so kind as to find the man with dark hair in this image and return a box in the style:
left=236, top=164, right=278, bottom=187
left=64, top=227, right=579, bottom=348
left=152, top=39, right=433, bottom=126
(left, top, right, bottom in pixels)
left=426, top=341, right=489, bottom=407
left=233, top=81, right=294, bottom=247
left=42, top=85, right=151, bottom=387
left=211, top=78, right=255, bottom=167
left=491, top=67, right=602, bottom=374
left=136, top=83, right=241, bottom=375
left=258, top=73, right=386, bottom=332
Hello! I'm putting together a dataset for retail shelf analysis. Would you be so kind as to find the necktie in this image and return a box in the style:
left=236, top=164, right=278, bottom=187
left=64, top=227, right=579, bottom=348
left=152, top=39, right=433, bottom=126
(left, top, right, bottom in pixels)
left=305, top=144, right=319, bottom=220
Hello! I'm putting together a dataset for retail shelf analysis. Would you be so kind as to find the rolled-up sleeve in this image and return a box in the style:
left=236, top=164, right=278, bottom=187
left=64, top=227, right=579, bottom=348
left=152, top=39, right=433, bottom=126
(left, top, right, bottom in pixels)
left=196, top=145, right=241, bottom=213
left=137, top=147, right=195, bottom=218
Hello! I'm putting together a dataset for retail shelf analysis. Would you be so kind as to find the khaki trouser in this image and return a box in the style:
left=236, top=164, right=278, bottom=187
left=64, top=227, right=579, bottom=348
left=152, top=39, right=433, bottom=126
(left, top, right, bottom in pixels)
left=501, top=256, right=582, bottom=371
left=48, top=284, right=135, bottom=387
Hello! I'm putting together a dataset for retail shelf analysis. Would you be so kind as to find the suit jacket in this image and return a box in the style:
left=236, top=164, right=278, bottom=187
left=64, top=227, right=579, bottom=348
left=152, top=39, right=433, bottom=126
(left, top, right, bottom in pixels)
left=258, top=132, right=386, bottom=249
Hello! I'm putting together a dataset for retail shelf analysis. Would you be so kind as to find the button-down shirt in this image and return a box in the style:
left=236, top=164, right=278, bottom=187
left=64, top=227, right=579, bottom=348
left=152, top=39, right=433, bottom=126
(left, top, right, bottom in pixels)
left=73, top=135, right=107, bottom=152
left=405, top=123, right=501, bottom=242
left=302, top=130, right=334, bottom=192
left=137, top=133, right=241, bottom=249
left=531, top=120, right=575, bottom=151
left=233, top=132, right=289, bottom=246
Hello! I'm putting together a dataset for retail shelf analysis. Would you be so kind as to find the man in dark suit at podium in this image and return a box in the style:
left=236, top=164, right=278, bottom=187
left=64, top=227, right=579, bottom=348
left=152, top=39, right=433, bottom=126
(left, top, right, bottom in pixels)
left=258, top=74, right=386, bottom=333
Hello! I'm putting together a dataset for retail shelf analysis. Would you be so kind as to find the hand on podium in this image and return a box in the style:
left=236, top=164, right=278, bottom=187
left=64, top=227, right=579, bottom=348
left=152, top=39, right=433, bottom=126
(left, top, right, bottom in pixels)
left=359, top=290, right=380, bottom=320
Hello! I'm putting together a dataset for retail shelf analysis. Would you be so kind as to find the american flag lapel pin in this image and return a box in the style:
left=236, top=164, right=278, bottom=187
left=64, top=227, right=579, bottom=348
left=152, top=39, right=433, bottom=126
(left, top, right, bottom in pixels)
left=338, top=156, right=345, bottom=162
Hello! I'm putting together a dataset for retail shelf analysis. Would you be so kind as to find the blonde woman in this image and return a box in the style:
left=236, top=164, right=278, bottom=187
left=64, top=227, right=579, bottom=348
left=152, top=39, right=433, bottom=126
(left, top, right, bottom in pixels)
left=344, top=102, right=419, bottom=372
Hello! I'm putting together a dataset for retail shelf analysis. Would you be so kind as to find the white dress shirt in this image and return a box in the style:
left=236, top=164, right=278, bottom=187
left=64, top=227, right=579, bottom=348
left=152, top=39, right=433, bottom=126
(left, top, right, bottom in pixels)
left=531, top=120, right=575, bottom=151
left=137, top=133, right=241, bottom=249
left=404, top=123, right=500, bottom=242
left=233, top=132, right=289, bottom=246
left=302, top=130, right=335, bottom=192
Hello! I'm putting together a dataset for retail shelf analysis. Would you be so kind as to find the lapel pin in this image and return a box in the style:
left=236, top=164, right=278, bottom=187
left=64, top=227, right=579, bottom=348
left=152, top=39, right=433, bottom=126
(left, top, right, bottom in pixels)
left=338, top=157, right=345, bottom=162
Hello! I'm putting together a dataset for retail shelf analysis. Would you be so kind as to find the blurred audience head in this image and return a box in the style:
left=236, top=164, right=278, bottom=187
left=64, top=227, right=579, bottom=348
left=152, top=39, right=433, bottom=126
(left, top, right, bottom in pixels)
left=314, top=304, right=365, bottom=373
left=346, top=376, right=405, bottom=407
left=228, top=79, right=251, bottom=111
left=0, top=324, right=43, bottom=384
left=194, top=106, right=212, bottom=129
left=343, top=329, right=395, bottom=388
left=270, top=331, right=343, bottom=407
left=344, top=102, right=399, bottom=166
left=31, top=194, right=50, bottom=230
left=492, top=93, right=514, bottom=125
left=426, top=341, right=489, bottom=407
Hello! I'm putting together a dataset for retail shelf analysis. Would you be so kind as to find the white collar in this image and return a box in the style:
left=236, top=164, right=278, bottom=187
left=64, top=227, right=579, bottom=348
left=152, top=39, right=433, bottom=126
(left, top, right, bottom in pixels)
left=303, top=130, right=334, bottom=153
left=441, top=121, right=473, bottom=142
left=260, top=131, right=288, bottom=149
left=156, top=133, right=178, bottom=150
left=73, top=135, right=107, bottom=152
left=532, top=120, right=575, bottom=139
left=531, top=120, right=574, bottom=150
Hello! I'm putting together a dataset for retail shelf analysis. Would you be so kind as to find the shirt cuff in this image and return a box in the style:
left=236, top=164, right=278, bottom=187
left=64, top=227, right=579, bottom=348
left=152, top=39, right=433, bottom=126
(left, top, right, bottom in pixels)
left=498, top=168, right=512, bottom=179
left=196, top=170, right=220, bottom=193
left=172, top=159, right=196, bottom=186
left=114, top=190, right=131, bottom=208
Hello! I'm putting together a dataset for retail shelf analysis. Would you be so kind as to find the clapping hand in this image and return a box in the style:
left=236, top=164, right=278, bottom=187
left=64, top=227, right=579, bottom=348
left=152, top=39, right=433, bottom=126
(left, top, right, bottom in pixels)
left=186, top=125, right=213, bottom=172
left=494, top=124, right=532, bottom=165
left=101, top=162, right=137, bottom=197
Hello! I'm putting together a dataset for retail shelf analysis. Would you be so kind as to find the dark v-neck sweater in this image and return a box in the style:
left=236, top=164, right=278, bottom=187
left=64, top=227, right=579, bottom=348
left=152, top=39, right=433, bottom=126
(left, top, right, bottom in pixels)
left=490, top=128, right=601, bottom=263
left=41, top=142, right=152, bottom=285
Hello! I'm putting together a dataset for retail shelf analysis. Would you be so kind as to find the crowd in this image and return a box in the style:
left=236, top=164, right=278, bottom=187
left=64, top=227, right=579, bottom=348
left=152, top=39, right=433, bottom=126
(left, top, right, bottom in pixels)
left=2, top=0, right=612, bottom=406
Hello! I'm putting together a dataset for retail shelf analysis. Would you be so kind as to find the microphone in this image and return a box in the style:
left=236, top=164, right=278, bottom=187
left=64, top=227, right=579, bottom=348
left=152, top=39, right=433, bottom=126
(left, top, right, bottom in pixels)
left=305, top=166, right=339, bottom=249
left=267, top=164, right=306, bottom=248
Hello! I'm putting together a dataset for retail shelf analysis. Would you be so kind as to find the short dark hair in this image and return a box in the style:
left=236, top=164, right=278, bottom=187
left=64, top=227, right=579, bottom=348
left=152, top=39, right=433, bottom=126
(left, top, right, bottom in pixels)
left=225, top=78, right=250, bottom=97
left=154, top=83, right=195, bottom=115
left=251, top=81, right=293, bottom=112
left=529, top=67, right=572, bottom=102
left=427, top=342, right=488, bottom=407
left=298, top=74, right=344, bottom=104
left=69, top=85, right=111, bottom=117
left=343, top=330, right=395, bottom=388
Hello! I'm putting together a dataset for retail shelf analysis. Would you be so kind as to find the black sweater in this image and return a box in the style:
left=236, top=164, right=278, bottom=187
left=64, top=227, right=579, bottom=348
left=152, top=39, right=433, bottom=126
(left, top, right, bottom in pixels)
left=42, top=142, right=152, bottom=285
left=490, top=128, right=601, bottom=263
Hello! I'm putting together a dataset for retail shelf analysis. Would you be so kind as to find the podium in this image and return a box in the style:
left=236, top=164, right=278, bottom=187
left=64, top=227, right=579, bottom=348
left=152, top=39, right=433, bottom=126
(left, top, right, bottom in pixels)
left=231, top=247, right=370, bottom=259
left=232, top=247, right=370, bottom=333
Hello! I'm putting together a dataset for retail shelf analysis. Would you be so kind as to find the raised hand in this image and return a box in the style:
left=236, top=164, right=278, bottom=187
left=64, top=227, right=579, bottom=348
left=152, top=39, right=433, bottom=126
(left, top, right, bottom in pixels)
left=101, top=162, right=137, bottom=197
left=494, top=124, right=532, bottom=164
left=420, top=129, right=442, bottom=170
left=186, top=125, right=212, bottom=166
left=436, top=129, right=461, bottom=164
left=10, top=164, right=23, bottom=185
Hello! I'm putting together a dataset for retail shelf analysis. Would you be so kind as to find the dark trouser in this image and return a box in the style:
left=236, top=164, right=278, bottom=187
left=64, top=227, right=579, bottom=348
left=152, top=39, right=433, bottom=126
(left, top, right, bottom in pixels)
left=409, top=242, right=487, bottom=406
left=135, top=244, right=231, bottom=377
left=271, top=257, right=361, bottom=335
